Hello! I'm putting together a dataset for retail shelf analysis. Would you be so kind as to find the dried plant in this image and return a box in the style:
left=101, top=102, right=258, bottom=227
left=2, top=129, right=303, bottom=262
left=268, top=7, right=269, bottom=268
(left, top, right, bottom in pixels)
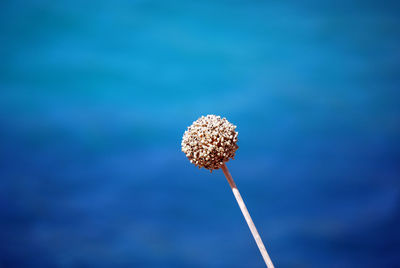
left=181, top=115, right=275, bottom=268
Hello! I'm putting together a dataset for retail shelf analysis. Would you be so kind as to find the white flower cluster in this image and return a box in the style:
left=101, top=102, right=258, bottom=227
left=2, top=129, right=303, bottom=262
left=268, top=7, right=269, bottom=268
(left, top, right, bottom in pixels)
left=181, top=115, right=239, bottom=171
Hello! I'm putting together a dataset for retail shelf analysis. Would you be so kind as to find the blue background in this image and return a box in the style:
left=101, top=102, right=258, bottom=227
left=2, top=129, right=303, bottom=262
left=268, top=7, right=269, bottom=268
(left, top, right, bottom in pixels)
left=1, top=0, right=399, bottom=267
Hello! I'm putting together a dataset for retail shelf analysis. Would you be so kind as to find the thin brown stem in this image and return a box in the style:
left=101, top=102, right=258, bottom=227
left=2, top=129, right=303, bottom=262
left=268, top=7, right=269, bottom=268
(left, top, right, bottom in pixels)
left=221, top=163, right=275, bottom=268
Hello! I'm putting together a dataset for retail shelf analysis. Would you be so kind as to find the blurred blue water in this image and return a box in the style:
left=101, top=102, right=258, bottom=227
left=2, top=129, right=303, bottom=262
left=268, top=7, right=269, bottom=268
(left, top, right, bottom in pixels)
left=1, top=0, right=400, bottom=267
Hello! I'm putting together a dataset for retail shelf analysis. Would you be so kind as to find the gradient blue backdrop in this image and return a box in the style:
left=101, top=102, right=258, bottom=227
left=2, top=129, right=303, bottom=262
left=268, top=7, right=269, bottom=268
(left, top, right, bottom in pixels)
left=1, top=1, right=399, bottom=267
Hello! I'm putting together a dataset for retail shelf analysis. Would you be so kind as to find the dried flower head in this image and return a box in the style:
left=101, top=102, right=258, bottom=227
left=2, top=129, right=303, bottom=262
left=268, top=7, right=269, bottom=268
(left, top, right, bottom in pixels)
left=181, top=115, right=239, bottom=171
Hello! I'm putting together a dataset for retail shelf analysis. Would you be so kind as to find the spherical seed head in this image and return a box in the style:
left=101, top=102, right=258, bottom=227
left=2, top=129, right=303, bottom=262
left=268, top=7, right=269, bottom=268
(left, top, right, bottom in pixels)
left=181, top=115, right=239, bottom=171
